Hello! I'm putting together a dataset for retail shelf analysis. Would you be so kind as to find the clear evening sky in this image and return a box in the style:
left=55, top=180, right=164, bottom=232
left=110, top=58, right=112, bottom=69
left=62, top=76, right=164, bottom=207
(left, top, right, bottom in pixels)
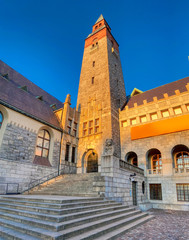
left=0, top=0, right=189, bottom=107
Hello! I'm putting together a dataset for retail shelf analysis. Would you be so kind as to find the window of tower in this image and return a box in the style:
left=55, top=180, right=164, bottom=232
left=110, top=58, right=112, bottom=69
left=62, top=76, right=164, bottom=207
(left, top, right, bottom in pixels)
left=92, top=77, right=94, bottom=84
left=93, top=61, right=95, bottom=67
left=95, top=25, right=98, bottom=30
left=99, top=23, right=102, bottom=27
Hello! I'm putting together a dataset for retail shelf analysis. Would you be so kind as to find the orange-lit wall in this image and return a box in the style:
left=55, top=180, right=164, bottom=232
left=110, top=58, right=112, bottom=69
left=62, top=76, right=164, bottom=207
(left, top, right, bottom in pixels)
left=131, top=114, right=189, bottom=140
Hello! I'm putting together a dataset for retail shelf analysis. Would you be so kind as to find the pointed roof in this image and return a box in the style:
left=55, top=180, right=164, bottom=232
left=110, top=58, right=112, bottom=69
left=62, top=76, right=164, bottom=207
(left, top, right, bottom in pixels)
left=95, top=14, right=104, bottom=24
left=131, top=88, right=143, bottom=97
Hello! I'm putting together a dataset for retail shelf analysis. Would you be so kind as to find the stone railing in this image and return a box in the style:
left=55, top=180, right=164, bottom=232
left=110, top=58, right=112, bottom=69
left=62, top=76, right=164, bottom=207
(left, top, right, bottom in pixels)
left=119, top=160, right=144, bottom=175
left=174, top=167, right=189, bottom=174
left=147, top=169, right=162, bottom=175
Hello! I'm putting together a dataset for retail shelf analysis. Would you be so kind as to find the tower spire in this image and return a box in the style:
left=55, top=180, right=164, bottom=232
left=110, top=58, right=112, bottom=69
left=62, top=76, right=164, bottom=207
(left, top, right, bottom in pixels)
left=95, top=14, right=104, bottom=24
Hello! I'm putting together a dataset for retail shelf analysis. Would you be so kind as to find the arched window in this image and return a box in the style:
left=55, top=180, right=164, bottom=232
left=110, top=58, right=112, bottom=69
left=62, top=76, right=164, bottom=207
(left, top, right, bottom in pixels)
left=0, top=111, right=3, bottom=128
left=151, top=154, right=162, bottom=173
left=35, top=130, right=50, bottom=158
left=172, top=145, right=189, bottom=172
left=175, top=152, right=189, bottom=169
left=146, top=148, right=162, bottom=174
left=125, top=152, right=138, bottom=166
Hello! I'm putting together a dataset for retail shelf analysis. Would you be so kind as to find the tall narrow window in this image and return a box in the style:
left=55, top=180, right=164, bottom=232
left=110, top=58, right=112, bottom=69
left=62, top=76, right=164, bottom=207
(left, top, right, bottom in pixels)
left=93, top=61, right=95, bottom=67
left=95, top=118, right=99, bottom=133
left=83, top=122, right=87, bottom=136
left=0, top=111, right=3, bottom=128
left=35, top=130, right=50, bottom=158
left=67, top=119, right=72, bottom=135
left=92, top=77, right=94, bottom=84
left=72, top=147, right=76, bottom=163
left=65, top=144, right=70, bottom=161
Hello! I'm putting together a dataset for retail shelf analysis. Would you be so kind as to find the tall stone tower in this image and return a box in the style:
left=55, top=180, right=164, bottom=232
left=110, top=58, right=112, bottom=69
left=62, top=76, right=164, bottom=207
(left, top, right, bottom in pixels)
left=77, top=15, right=126, bottom=173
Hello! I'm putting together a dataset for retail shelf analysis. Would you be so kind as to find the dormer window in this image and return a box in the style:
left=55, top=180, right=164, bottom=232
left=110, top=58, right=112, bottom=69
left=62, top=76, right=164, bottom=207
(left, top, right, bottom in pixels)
left=19, top=85, right=28, bottom=92
left=2, top=73, right=9, bottom=80
left=36, top=96, right=43, bottom=101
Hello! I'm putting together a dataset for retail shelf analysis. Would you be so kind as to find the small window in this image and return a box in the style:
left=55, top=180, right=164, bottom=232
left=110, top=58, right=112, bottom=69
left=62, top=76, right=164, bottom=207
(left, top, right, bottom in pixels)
left=89, top=128, right=93, bottom=135
left=161, top=109, right=170, bottom=118
left=95, top=118, right=99, bottom=125
left=89, top=120, right=93, bottom=128
left=95, top=126, right=99, bottom=133
left=99, top=23, right=102, bottom=27
left=68, top=119, right=72, bottom=127
left=96, top=42, right=98, bottom=45
left=65, top=144, right=70, bottom=161
left=0, top=111, right=3, bottom=128
left=150, top=112, right=158, bottom=120
left=173, top=106, right=182, bottom=115
left=95, top=25, right=98, bottom=29
left=72, top=147, right=76, bottom=163
left=93, top=61, right=95, bottom=67
left=92, top=77, right=94, bottom=84
left=176, top=184, right=189, bottom=202
left=186, top=104, right=189, bottom=111
left=131, top=118, right=137, bottom=125
left=150, top=184, right=162, bottom=200
left=83, top=122, right=87, bottom=136
left=140, top=115, right=147, bottom=123
left=73, top=122, right=77, bottom=129
left=73, top=129, right=77, bottom=137
left=122, top=120, right=127, bottom=127
left=67, top=127, right=71, bottom=134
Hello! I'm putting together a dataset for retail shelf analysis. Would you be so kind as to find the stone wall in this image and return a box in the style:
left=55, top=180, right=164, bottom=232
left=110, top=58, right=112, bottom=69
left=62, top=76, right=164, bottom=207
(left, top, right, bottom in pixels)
left=0, top=158, right=58, bottom=193
left=0, top=123, right=36, bottom=162
left=98, top=155, right=146, bottom=205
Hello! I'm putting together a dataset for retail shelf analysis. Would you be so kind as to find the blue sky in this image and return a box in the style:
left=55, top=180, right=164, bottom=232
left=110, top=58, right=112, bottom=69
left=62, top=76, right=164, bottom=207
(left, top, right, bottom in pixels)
left=0, top=0, right=189, bottom=107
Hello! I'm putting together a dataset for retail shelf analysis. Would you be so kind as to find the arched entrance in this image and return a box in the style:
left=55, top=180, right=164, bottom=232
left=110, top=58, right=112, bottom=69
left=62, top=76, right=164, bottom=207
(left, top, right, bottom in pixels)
left=87, top=151, right=98, bottom=173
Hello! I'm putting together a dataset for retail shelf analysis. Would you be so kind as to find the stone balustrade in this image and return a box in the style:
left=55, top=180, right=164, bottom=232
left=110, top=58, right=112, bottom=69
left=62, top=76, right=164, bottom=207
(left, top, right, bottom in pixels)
left=119, top=160, right=144, bottom=175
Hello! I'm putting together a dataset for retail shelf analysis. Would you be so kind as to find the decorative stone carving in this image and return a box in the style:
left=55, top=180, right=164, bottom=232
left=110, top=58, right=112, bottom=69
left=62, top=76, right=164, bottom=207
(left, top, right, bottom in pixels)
left=103, top=139, right=115, bottom=156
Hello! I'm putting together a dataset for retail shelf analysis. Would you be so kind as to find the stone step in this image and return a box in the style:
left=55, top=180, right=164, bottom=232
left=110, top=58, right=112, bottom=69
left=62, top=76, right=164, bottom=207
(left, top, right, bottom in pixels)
left=0, top=204, right=129, bottom=223
left=0, top=207, right=138, bottom=232
left=70, top=215, right=154, bottom=240
left=0, top=196, right=103, bottom=204
left=0, top=202, right=121, bottom=215
left=0, top=225, right=41, bottom=240
left=0, top=198, right=113, bottom=209
left=30, top=192, right=99, bottom=197
left=0, top=212, right=148, bottom=239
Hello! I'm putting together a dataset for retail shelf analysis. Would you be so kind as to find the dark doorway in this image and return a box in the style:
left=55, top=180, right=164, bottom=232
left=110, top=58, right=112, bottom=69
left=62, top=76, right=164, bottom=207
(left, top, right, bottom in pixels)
left=132, top=181, right=137, bottom=205
left=87, top=152, right=98, bottom=173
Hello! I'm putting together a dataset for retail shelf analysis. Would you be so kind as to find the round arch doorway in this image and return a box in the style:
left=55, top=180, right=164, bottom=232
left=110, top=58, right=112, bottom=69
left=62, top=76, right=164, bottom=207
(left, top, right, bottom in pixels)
left=87, top=151, right=98, bottom=173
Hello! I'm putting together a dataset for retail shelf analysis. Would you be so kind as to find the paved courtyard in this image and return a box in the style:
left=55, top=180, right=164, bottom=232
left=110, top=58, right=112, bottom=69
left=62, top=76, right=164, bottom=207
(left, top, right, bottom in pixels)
left=116, top=209, right=189, bottom=240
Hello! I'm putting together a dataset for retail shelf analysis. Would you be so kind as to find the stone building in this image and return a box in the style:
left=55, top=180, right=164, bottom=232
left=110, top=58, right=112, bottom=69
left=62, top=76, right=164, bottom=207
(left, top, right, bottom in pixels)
left=0, top=15, right=188, bottom=210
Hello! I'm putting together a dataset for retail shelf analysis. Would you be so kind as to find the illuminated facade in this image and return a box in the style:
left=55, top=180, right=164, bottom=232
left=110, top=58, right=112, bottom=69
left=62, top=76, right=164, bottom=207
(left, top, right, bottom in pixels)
left=0, top=15, right=188, bottom=210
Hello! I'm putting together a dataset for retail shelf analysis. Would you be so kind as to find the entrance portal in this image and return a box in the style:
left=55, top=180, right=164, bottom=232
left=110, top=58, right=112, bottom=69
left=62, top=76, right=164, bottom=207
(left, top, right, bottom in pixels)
left=87, top=152, right=98, bottom=173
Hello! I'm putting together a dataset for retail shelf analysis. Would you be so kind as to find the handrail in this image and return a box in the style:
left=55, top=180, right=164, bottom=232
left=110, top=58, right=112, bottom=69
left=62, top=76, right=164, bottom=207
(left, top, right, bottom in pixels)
left=0, top=183, right=19, bottom=195
left=23, top=169, right=63, bottom=193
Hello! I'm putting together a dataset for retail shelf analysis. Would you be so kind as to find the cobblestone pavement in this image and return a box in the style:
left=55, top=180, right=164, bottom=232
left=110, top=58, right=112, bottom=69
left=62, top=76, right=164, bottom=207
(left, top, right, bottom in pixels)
left=116, top=209, right=189, bottom=240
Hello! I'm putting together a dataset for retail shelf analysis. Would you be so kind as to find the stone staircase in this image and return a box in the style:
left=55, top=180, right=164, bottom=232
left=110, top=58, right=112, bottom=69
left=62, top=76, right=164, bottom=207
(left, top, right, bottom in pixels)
left=0, top=195, right=153, bottom=240
left=26, top=173, right=103, bottom=197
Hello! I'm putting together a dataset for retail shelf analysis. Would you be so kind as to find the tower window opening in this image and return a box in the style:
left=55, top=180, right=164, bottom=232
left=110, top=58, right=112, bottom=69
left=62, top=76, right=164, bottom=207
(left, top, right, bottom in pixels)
left=96, top=42, right=98, bottom=45
left=99, top=23, right=102, bottom=27
left=95, top=25, right=98, bottom=30
left=92, top=77, right=94, bottom=84
left=92, top=44, right=94, bottom=47
left=93, top=61, right=95, bottom=67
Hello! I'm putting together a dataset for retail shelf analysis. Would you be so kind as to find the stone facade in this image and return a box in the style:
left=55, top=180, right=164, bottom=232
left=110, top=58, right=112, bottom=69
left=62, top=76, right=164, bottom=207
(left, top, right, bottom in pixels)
left=0, top=15, right=188, bottom=210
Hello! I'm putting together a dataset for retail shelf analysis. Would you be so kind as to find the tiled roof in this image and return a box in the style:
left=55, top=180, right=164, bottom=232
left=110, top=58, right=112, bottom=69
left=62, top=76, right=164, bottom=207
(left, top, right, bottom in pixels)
left=0, top=60, right=63, bottom=109
left=0, top=60, right=63, bottom=129
left=125, top=77, right=189, bottom=109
